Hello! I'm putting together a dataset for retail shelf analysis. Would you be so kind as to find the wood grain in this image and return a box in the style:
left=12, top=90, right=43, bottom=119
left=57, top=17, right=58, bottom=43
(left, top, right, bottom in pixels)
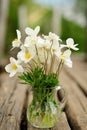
left=60, top=70, right=87, bottom=130
left=0, top=77, right=28, bottom=130
left=65, top=60, right=87, bottom=95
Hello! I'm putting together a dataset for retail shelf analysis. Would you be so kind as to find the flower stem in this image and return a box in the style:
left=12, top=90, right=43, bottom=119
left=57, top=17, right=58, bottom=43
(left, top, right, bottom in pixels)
left=49, top=42, right=53, bottom=74
left=56, top=60, right=64, bottom=78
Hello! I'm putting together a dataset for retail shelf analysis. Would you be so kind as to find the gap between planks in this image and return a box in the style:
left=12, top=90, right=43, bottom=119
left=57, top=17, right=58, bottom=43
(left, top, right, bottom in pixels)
left=65, top=59, right=87, bottom=95
left=0, top=73, right=28, bottom=130
left=60, top=70, right=87, bottom=130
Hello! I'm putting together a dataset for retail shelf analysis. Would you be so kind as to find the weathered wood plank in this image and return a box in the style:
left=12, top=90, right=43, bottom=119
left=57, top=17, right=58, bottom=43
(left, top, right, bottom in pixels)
left=60, top=70, right=87, bottom=130
left=0, top=77, right=28, bottom=130
left=54, top=112, right=71, bottom=130
left=64, top=68, right=87, bottom=113
left=0, top=59, right=8, bottom=73
left=27, top=91, right=71, bottom=130
left=0, top=73, right=17, bottom=105
left=65, top=60, right=87, bottom=95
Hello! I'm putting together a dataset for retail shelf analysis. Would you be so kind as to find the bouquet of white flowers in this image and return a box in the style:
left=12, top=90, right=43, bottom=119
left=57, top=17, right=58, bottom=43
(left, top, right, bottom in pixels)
left=5, top=26, right=79, bottom=128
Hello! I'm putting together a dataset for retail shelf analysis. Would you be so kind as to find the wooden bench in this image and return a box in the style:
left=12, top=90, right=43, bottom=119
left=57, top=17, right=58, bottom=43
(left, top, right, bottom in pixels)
left=0, top=55, right=87, bottom=130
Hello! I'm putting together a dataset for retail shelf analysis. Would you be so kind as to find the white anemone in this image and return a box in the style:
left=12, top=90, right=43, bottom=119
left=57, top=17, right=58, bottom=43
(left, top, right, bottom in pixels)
left=54, top=47, right=62, bottom=58
left=60, top=49, right=72, bottom=68
left=44, top=32, right=60, bottom=41
left=61, top=38, right=79, bottom=51
left=24, top=36, right=38, bottom=47
left=12, top=30, right=21, bottom=48
left=43, top=40, right=51, bottom=50
left=44, top=32, right=61, bottom=52
left=5, top=57, right=24, bottom=77
left=17, top=48, right=35, bottom=63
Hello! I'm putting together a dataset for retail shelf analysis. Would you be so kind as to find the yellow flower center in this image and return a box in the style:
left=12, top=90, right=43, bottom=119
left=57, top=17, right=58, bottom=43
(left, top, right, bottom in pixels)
left=14, top=38, right=18, bottom=42
left=61, top=54, right=65, bottom=59
left=68, top=46, right=71, bottom=48
left=12, top=64, right=18, bottom=70
left=30, top=39, right=36, bottom=43
left=25, top=53, right=31, bottom=59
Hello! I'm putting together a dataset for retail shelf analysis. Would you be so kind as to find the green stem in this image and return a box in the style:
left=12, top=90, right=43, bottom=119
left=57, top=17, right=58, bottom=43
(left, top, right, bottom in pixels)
left=44, top=49, right=49, bottom=74
left=35, top=44, right=42, bottom=66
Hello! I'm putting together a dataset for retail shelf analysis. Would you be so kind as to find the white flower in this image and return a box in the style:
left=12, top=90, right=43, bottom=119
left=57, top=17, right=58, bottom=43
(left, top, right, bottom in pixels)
left=12, top=30, right=21, bottom=48
left=35, top=37, right=44, bottom=48
left=61, top=38, right=79, bottom=51
left=17, top=51, right=32, bottom=63
left=51, top=42, right=60, bottom=52
left=44, top=32, right=61, bottom=52
left=17, top=48, right=35, bottom=63
left=5, top=26, right=79, bottom=79
left=24, top=36, right=44, bottom=49
left=42, top=40, right=51, bottom=50
left=44, top=32, right=61, bottom=48
left=44, top=32, right=59, bottom=41
left=5, top=57, right=24, bottom=77
left=54, top=47, right=62, bottom=57
left=60, top=49, right=72, bottom=68
left=21, top=44, right=36, bottom=56
left=24, top=36, right=38, bottom=47
left=25, top=26, right=40, bottom=36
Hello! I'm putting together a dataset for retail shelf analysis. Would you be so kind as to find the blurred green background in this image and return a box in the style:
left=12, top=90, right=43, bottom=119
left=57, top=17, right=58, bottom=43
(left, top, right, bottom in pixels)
left=0, top=0, right=87, bottom=57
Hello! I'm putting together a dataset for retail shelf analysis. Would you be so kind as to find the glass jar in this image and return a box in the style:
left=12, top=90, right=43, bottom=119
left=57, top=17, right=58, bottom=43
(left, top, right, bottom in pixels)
left=27, top=86, right=66, bottom=128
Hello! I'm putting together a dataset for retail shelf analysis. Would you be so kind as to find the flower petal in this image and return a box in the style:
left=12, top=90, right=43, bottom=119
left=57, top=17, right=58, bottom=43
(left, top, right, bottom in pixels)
left=34, top=26, right=40, bottom=35
left=25, top=27, right=33, bottom=35
left=64, top=49, right=71, bottom=58
left=5, top=64, right=12, bottom=73
left=66, top=38, right=74, bottom=46
left=10, top=57, right=16, bottom=63
left=16, top=30, right=21, bottom=40
left=9, top=71, right=16, bottom=77
left=65, top=60, right=72, bottom=68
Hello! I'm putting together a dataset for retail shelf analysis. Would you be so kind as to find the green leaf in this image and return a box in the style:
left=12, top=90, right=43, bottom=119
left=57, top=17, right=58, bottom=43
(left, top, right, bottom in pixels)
left=18, top=67, right=58, bottom=91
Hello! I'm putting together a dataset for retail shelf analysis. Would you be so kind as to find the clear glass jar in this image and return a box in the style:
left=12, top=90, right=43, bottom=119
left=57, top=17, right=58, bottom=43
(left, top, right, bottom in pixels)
left=27, top=86, right=66, bottom=128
